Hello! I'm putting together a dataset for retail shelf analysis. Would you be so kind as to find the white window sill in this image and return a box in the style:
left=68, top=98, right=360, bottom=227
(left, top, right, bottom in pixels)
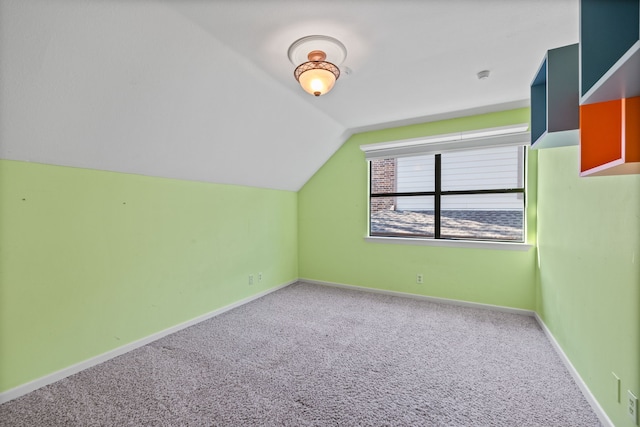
left=364, top=236, right=533, bottom=251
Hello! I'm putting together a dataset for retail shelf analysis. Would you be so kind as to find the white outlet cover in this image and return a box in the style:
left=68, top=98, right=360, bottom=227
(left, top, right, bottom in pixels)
left=629, top=390, right=638, bottom=424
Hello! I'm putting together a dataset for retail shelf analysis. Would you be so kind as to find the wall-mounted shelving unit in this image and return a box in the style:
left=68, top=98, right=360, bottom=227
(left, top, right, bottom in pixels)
left=530, top=44, right=579, bottom=149
left=578, top=0, right=640, bottom=177
left=580, top=97, right=640, bottom=176
left=580, top=0, right=639, bottom=105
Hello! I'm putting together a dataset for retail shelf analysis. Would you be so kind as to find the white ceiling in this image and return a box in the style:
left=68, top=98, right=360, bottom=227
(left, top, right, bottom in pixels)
left=0, top=0, right=579, bottom=191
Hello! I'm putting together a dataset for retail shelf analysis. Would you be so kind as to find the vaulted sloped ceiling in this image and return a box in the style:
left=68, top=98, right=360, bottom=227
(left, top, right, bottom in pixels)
left=0, top=0, right=578, bottom=191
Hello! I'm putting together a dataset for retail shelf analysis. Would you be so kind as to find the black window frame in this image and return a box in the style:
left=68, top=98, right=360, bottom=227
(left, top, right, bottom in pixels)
left=368, top=148, right=527, bottom=242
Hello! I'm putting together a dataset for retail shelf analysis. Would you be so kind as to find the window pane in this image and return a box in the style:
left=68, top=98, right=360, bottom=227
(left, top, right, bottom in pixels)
left=440, top=194, right=524, bottom=241
left=441, top=146, right=524, bottom=191
left=396, top=155, right=435, bottom=192
left=370, top=196, right=434, bottom=237
left=370, top=158, right=397, bottom=194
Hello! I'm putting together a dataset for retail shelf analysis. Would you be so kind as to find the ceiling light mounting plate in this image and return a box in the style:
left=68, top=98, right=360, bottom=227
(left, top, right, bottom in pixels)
left=288, top=35, right=347, bottom=66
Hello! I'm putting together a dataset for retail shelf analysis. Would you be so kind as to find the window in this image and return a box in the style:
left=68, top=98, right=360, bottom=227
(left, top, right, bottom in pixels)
left=362, top=125, right=529, bottom=244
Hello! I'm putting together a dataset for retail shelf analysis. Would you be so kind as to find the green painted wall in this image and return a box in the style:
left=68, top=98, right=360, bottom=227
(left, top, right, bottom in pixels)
left=0, top=160, right=298, bottom=393
left=298, top=108, right=538, bottom=310
left=4, top=106, right=636, bottom=427
left=536, top=146, right=640, bottom=427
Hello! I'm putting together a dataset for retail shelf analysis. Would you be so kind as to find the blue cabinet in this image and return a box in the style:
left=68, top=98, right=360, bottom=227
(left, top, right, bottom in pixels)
left=580, top=0, right=640, bottom=104
left=530, top=44, right=579, bottom=149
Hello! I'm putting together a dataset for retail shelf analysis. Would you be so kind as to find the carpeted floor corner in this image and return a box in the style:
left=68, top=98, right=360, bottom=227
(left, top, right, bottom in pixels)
left=0, top=282, right=602, bottom=426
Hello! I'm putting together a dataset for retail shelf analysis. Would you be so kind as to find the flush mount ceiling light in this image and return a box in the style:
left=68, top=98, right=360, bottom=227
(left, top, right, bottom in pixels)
left=288, top=35, right=347, bottom=97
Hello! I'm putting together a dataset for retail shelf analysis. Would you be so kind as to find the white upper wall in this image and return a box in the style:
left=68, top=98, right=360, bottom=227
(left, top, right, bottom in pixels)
left=0, top=0, right=346, bottom=191
left=0, top=0, right=578, bottom=191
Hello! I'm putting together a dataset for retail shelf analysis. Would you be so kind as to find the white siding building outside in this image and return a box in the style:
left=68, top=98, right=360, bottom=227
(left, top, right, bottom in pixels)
left=395, top=146, right=523, bottom=211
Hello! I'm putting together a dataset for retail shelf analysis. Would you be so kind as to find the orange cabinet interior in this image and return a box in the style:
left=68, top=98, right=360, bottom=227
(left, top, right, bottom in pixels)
left=580, top=96, right=640, bottom=176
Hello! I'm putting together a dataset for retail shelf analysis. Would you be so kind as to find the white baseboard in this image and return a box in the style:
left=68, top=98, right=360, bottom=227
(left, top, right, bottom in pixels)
left=303, top=278, right=613, bottom=427
left=300, top=278, right=536, bottom=317
left=534, top=314, right=614, bottom=427
left=0, top=280, right=295, bottom=404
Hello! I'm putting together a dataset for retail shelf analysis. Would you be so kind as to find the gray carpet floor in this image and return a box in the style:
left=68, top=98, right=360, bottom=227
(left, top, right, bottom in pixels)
left=0, top=282, right=602, bottom=426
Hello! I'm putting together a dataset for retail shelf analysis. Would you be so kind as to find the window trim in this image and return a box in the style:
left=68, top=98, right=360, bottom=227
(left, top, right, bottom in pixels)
left=364, top=236, right=532, bottom=251
left=360, top=124, right=530, bottom=160
left=362, top=124, right=531, bottom=247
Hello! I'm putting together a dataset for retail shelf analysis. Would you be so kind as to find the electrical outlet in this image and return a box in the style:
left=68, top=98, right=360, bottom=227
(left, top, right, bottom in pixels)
left=248, top=274, right=254, bottom=286
left=258, top=272, right=263, bottom=282
left=416, top=274, right=424, bottom=284
left=629, top=390, right=638, bottom=425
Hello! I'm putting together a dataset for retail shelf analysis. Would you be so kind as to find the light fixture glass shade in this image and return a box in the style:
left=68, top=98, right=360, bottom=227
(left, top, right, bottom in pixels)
left=294, top=61, right=340, bottom=96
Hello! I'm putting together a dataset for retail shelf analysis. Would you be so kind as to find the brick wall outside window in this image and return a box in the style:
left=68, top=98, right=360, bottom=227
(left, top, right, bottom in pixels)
left=370, top=158, right=396, bottom=213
